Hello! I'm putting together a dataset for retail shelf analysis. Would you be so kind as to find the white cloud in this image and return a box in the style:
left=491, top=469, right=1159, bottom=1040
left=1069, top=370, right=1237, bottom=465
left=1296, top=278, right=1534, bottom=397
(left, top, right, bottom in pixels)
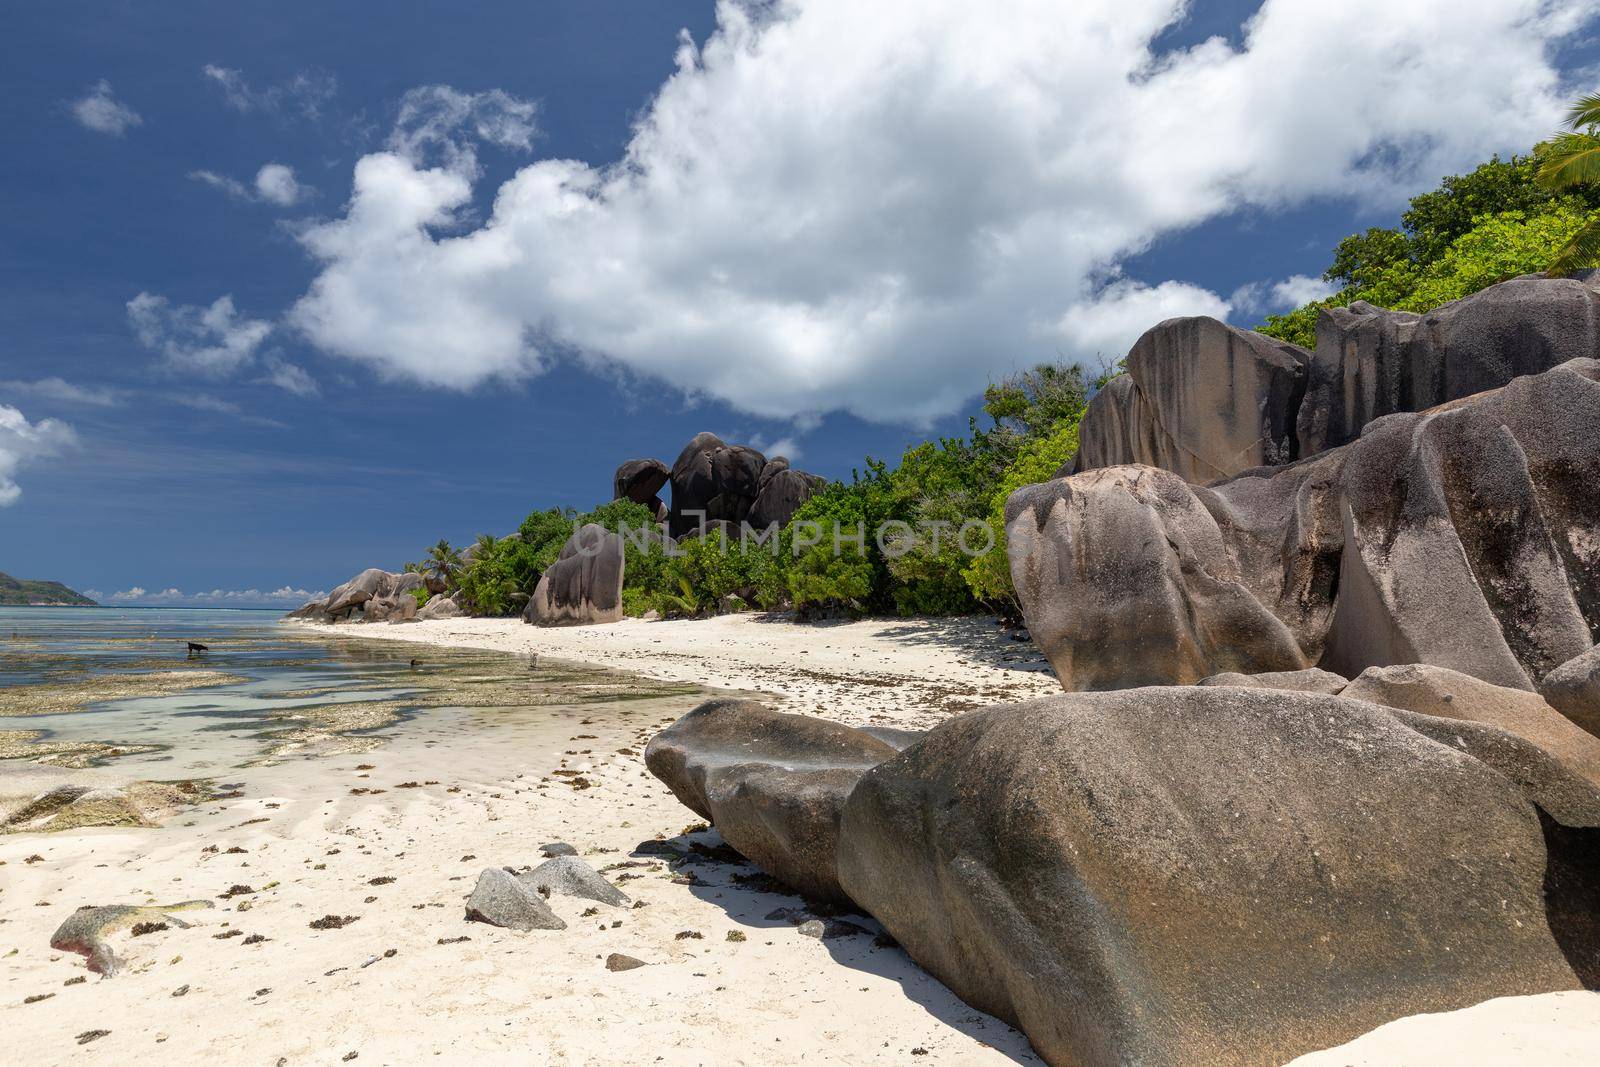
left=106, top=584, right=326, bottom=606
left=748, top=434, right=802, bottom=463
left=1230, top=273, right=1341, bottom=316
left=201, top=65, right=336, bottom=120
left=128, top=293, right=272, bottom=376
left=254, top=163, right=306, bottom=205
left=388, top=86, right=540, bottom=173
left=1, top=378, right=122, bottom=407
left=191, top=163, right=309, bottom=207
left=260, top=354, right=320, bottom=396
left=71, top=80, right=142, bottom=136
left=287, top=0, right=1597, bottom=423
left=0, top=404, right=77, bottom=506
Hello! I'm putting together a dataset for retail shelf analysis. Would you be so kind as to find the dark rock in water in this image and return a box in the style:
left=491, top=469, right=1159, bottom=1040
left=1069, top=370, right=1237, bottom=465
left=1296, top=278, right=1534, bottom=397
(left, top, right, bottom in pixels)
left=606, top=953, right=647, bottom=972
left=1542, top=645, right=1600, bottom=737
left=515, top=855, right=629, bottom=907
left=50, top=901, right=214, bottom=976
left=644, top=699, right=899, bottom=902
left=464, top=868, right=565, bottom=932
left=539, top=841, right=578, bottom=857
left=1198, top=667, right=1349, bottom=695
left=835, top=687, right=1600, bottom=1067
left=523, top=524, right=625, bottom=627
left=668, top=432, right=767, bottom=538
left=1340, top=663, right=1600, bottom=789
left=747, top=467, right=826, bottom=532
left=1011, top=359, right=1600, bottom=693
left=614, top=458, right=670, bottom=521
left=1071, top=317, right=1309, bottom=483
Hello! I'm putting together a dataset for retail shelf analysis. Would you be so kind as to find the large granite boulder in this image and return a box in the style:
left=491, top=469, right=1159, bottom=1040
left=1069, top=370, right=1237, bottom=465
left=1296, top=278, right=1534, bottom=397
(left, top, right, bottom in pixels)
left=747, top=466, right=826, bottom=531
left=614, top=458, right=671, bottom=522
left=286, top=597, right=330, bottom=622
left=1072, top=317, right=1309, bottom=483
left=835, top=687, right=1600, bottom=1067
left=668, top=432, right=767, bottom=538
left=644, top=699, right=899, bottom=902
left=1294, top=301, right=1421, bottom=458
left=1013, top=359, right=1600, bottom=692
left=1197, top=667, right=1349, bottom=695
left=1323, top=358, right=1600, bottom=689
left=1005, top=465, right=1309, bottom=689
left=1341, top=663, right=1600, bottom=788
left=324, top=567, right=396, bottom=616
left=1543, top=645, right=1600, bottom=736
left=523, top=523, right=624, bottom=626
left=416, top=593, right=464, bottom=621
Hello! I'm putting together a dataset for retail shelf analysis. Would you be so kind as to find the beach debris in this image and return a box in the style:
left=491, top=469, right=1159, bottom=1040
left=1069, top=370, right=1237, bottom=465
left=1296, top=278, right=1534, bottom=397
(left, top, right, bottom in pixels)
left=465, top=868, right=565, bottom=932
left=76, top=1030, right=110, bottom=1045
left=514, top=855, right=629, bottom=907
left=50, top=901, right=214, bottom=976
left=24, top=993, right=55, bottom=1004
left=605, top=953, right=647, bottom=972
left=436, top=936, right=471, bottom=945
left=308, top=914, right=359, bottom=930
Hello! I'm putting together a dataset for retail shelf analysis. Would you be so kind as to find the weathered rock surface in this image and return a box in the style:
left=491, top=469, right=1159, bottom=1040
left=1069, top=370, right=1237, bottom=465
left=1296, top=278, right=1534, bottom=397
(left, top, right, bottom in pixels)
left=3, top=784, right=150, bottom=832
left=51, top=901, right=214, bottom=976
left=1071, top=317, right=1309, bottom=483
left=1005, top=466, right=1309, bottom=689
left=1294, top=301, right=1421, bottom=457
left=668, top=432, right=767, bottom=538
left=747, top=466, right=825, bottom=531
left=1341, top=663, right=1600, bottom=788
left=464, top=867, right=565, bottom=932
left=516, top=855, right=629, bottom=907
left=835, top=687, right=1600, bottom=1067
left=1543, top=645, right=1600, bottom=737
left=614, top=458, right=671, bottom=521
left=324, top=568, right=396, bottom=617
left=363, top=594, right=417, bottom=624
left=1013, top=359, right=1600, bottom=692
left=644, top=699, right=899, bottom=902
left=523, top=524, right=625, bottom=627
left=1197, top=667, right=1349, bottom=694
left=416, top=593, right=463, bottom=621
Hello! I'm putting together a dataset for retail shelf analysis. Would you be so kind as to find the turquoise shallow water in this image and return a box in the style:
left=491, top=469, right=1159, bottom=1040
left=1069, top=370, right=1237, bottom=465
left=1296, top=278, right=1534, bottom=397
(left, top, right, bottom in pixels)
left=0, top=606, right=701, bottom=786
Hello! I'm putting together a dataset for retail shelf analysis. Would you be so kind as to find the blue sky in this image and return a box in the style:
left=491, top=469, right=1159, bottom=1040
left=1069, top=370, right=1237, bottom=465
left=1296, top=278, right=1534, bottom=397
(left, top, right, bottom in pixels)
left=3, top=1, right=1596, bottom=605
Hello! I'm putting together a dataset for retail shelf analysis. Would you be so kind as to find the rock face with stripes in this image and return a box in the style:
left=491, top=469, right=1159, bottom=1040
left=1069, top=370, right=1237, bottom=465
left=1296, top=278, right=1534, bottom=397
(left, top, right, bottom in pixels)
left=1011, top=359, right=1600, bottom=699
left=523, top=523, right=625, bottom=627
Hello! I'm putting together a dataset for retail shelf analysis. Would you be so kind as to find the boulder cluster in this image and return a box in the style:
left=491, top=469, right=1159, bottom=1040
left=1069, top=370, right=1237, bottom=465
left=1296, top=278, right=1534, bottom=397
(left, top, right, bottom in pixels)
left=288, top=432, right=823, bottom=628
left=645, top=275, right=1600, bottom=1065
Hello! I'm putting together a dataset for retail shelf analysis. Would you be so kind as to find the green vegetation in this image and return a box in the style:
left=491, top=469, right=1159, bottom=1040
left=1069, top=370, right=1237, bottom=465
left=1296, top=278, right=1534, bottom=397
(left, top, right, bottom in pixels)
left=0, top=572, right=97, bottom=606
left=1260, top=93, right=1600, bottom=347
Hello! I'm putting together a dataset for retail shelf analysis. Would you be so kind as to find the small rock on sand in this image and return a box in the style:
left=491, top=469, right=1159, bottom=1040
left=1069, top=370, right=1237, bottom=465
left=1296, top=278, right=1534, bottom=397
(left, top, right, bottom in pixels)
left=515, top=855, right=629, bottom=908
left=606, top=953, right=646, bottom=972
left=465, top=868, right=565, bottom=932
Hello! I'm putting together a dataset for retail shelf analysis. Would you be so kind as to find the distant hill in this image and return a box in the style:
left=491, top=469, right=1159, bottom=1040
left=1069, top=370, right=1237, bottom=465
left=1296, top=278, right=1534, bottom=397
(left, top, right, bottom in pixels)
left=0, top=571, right=98, bottom=606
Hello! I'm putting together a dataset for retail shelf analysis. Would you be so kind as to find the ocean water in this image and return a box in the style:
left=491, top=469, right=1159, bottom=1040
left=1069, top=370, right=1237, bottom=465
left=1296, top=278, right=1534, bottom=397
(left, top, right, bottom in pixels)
left=0, top=606, right=702, bottom=793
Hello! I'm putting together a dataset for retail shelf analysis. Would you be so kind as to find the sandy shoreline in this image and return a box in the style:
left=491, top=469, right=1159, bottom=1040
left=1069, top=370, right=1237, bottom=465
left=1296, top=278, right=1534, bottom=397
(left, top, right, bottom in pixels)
left=3, top=612, right=1597, bottom=1065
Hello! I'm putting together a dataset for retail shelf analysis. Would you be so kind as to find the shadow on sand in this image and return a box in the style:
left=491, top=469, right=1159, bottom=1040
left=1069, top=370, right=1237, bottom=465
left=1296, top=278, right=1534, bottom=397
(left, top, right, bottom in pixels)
left=634, top=829, right=1042, bottom=1065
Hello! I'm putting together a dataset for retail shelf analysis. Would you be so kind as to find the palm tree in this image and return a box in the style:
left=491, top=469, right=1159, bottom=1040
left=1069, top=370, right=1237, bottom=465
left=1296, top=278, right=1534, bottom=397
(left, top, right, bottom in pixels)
left=423, top=539, right=462, bottom=588
left=1538, top=91, right=1600, bottom=275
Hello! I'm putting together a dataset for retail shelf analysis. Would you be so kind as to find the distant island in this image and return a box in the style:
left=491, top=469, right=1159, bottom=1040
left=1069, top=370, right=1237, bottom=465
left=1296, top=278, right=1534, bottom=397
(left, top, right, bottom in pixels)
left=0, top=571, right=97, bottom=606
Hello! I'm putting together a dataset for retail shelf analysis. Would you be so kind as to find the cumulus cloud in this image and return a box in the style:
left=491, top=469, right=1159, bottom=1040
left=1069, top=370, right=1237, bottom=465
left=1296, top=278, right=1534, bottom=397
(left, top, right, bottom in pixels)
left=1, top=378, right=122, bottom=407
left=201, top=65, right=337, bottom=121
left=388, top=85, right=540, bottom=172
left=287, top=0, right=1596, bottom=423
left=191, top=163, right=309, bottom=206
left=71, top=80, right=142, bottom=136
left=106, top=585, right=326, bottom=606
left=0, top=404, right=77, bottom=506
left=128, top=292, right=272, bottom=376
left=1230, top=273, right=1342, bottom=316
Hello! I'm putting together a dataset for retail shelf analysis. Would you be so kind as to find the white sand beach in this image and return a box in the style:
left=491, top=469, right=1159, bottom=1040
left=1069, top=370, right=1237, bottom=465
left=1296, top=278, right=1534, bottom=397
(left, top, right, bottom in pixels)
left=3, top=613, right=1596, bottom=1065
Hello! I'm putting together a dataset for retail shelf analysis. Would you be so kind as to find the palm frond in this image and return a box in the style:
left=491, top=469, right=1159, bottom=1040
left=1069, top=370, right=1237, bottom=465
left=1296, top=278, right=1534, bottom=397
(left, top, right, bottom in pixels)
left=1567, top=91, right=1600, bottom=131
left=1548, top=216, right=1600, bottom=276
left=1537, top=132, right=1600, bottom=188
